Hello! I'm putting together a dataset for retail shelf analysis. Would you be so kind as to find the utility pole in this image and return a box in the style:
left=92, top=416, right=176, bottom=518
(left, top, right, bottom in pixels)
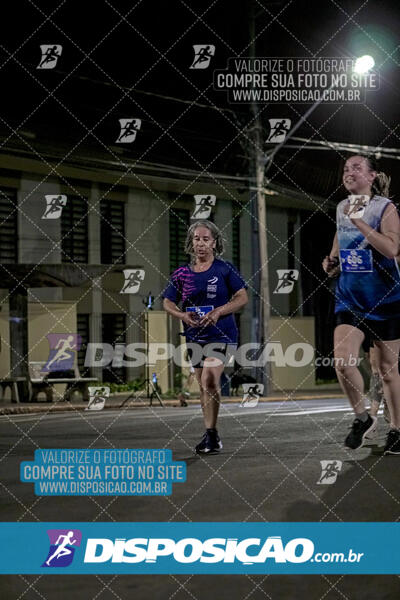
left=249, top=1, right=271, bottom=392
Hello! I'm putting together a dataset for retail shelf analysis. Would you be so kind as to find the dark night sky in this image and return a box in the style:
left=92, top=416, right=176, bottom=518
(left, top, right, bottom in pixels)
left=1, top=0, right=400, bottom=201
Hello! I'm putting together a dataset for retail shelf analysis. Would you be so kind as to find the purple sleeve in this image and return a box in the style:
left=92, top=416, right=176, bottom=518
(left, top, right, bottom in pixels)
left=226, top=262, right=248, bottom=294
left=162, top=270, right=182, bottom=304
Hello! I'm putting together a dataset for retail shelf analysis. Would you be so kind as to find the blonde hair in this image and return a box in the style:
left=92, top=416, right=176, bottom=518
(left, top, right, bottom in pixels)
left=363, top=156, right=391, bottom=197
left=372, top=171, right=391, bottom=198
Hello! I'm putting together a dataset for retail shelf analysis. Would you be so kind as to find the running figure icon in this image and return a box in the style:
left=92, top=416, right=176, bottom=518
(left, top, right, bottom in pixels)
left=37, top=45, right=62, bottom=69
left=42, top=195, right=67, bottom=219
left=274, top=269, right=299, bottom=294
left=118, top=120, right=139, bottom=141
left=192, top=195, right=216, bottom=219
left=45, top=335, right=76, bottom=370
left=246, top=384, right=262, bottom=399
left=116, top=118, right=142, bottom=143
left=317, top=460, right=343, bottom=485
left=266, top=118, right=291, bottom=143
left=120, top=269, right=145, bottom=294
left=190, top=45, right=215, bottom=69
left=240, top=383, right=264, bottom=407
left=45, top=531, right=77, bottom=566
left=121, top=271, right=142, bottom=293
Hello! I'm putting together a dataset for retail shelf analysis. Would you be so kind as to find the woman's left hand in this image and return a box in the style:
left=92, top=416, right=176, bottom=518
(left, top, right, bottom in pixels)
left=343, top=198, right=365, bottom=220
left=198, top=307, right=222, bottom=327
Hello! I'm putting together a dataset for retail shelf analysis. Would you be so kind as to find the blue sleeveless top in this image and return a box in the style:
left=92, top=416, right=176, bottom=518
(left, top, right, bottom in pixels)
left=335, top=195, right=400, bottom=320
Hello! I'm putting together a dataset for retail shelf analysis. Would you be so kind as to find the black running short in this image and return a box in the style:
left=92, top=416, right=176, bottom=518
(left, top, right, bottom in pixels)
left=335, top=311, right=400, bottom=342
left=186, top=342, right=237, bottom=368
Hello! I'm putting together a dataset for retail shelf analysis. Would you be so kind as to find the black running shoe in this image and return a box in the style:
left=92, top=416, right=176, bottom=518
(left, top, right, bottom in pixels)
left=384, top=429, right=400, bottom=455
left=344, top=415, right=377, bottom=449
left=195, top=429, right=223, bottom=454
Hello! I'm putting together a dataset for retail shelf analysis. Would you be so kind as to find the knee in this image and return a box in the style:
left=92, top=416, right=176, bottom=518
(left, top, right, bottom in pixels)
left=378, top=361, right=397, bottom=383
left=200, top=375, right=219, bottom=394
left=334, top=356, right=356, bottom=376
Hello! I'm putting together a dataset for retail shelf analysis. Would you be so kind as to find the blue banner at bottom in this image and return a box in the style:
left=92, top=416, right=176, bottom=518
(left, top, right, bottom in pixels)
left=0, top=522, right=397, bottom=574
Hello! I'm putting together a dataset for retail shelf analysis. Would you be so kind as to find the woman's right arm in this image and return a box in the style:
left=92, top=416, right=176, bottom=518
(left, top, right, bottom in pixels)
left=163, top=298, right=198, bottom=327
left=322, top=232, right=340, bottom=275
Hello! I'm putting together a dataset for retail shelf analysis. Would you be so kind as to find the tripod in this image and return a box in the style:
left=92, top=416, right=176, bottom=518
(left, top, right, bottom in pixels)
left=120, top=306, right=164, bottom=408
left=119, top=376, right=163, bottom=408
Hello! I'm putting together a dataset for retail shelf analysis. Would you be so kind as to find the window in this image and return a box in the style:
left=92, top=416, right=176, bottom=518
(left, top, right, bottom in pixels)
left=61, top=195, right=88, bottom=263
left=0, top=188, right=18, bottom=263
left=169, top=208, right=190, bottom=272
left=102, top=313, right=126, bottom=383
left=100, top=200, right=125, bottom=264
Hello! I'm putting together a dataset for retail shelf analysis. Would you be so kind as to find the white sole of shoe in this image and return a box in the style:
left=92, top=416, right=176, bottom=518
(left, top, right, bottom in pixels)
left=196, top=443, right=223, bottom=455
left=345, top=416, right=378, bottom=450
left=359, top=416, right=378, bottom=448
left=364, top=424, right=378, bottom=441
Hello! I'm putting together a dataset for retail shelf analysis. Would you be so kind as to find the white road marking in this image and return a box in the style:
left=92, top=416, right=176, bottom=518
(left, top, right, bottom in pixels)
left=0, top=402, right=355, bottom=424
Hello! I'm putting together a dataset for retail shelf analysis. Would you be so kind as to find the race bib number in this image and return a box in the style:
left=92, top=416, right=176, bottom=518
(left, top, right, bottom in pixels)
left=340, top=249, right=373, bottom=272
left=186, top=305, right=214, bottom=320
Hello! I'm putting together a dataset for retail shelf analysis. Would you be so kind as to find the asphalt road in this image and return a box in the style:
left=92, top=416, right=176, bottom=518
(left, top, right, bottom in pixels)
left=0, top=398, right=399, bottom=599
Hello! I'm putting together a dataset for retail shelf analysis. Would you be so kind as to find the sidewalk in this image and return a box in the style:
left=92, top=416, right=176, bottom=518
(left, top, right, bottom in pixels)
left=0, top=388, right=344, bottom=415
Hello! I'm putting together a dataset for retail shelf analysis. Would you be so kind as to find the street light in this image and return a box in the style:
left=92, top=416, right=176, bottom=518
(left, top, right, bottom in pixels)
left=353, top=55, right=375, bottom=74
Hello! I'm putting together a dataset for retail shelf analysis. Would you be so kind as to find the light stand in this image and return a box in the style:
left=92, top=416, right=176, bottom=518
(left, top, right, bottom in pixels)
left=120, top=292, right=164, bottom=408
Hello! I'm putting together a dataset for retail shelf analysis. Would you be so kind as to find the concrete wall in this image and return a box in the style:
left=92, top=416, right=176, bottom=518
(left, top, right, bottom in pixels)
left=269, top=316, right=315, bottom=390
left=0, top=302, right=77, bottom=399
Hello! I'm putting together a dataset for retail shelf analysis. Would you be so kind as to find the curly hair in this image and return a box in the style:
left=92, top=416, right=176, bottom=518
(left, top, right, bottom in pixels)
left=184, top=220, right=225, bottom=262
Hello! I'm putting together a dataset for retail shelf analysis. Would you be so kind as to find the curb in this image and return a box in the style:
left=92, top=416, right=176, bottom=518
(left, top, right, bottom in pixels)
left=0, top=392, right=345, bottom=415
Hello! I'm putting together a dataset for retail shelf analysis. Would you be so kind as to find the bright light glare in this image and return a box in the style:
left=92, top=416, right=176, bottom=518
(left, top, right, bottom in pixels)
left=354, top=55, right=375, bottom=74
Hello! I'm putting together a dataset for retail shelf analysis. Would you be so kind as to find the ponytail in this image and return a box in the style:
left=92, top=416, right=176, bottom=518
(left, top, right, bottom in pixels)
left=372, top=171, right=391, bottom=198
left=364, top=156, right=391, bottom=198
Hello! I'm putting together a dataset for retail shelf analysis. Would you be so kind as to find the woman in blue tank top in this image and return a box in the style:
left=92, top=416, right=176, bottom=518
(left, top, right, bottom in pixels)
left=323, top=155, right=400, bottom=454
left=163, top=220, right=248, bottom=454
